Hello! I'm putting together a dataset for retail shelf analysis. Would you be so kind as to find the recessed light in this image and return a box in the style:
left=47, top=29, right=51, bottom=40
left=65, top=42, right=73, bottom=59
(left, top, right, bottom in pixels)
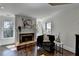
left=0, top=6, right=4, bottom=9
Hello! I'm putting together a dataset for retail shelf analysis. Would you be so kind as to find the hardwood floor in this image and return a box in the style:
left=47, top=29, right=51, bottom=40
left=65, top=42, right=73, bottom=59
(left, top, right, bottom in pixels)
left=0, top=45, right=36, bottom=56
left=37, top=48, right=75, bottom=56
left=0, top=45, right=75, bottom=56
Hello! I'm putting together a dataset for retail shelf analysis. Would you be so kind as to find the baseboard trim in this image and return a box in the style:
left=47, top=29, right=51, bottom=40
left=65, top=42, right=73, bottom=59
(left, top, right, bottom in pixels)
left=63, top=45, right=75, bottom=53
left=0, top=43, right=15, bottom=46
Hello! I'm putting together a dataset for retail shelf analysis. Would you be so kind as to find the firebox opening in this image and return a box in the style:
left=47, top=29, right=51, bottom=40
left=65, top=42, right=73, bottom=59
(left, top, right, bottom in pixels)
left=19, top=33, right=34, bottom=43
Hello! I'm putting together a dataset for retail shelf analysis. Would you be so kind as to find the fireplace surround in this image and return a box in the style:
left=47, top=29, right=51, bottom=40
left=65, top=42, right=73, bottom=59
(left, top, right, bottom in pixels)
left=19, top=33, right=34, bottom=43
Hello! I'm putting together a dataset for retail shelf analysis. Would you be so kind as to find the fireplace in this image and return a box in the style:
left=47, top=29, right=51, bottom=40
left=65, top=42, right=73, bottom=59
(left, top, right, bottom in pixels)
left=19, top=33, right=34, bottom=43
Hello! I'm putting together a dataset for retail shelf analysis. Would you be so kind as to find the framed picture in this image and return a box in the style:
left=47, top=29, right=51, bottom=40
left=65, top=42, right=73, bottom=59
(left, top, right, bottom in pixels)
left=22, top=18, right=32, bottom=28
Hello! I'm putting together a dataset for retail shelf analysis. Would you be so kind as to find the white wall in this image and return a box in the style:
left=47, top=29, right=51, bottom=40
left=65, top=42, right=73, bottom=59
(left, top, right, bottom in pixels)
left=0, top=16, right=15, bottom=45
left=37, top=4, right=79, bottom=53
left=53, top=5, right=79, bottom=53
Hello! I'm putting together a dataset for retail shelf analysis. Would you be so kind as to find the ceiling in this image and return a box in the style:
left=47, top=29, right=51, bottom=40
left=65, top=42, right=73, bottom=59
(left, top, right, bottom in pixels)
left=0, top=3, right=78, bottom=19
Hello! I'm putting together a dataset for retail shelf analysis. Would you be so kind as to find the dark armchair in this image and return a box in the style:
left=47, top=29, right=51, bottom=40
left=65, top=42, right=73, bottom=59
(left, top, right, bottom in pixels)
left=43, top=35, right=55, bottom=52
left=37, top=35, right=55, bottom=52
left=37, top=35, right=44, bottom=47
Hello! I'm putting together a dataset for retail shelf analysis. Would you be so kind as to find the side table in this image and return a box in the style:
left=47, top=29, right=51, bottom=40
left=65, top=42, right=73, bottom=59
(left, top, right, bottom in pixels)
left=54, top=41, right=63, bottom=56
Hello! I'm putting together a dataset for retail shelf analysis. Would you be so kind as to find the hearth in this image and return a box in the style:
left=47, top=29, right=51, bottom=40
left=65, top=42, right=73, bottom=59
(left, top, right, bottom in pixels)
left=19, top=33, right=34, bottom=43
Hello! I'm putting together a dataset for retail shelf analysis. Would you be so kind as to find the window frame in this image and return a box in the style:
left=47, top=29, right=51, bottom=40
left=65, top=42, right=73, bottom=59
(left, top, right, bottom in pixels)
left=45, top=21, right=52, bottom=34
left=2, top=19, right=15, bottom=39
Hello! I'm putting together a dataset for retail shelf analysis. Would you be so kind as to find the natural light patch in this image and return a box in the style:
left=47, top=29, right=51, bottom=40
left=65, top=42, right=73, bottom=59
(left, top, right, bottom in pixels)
left=6, top=45, right=15, bottom=48
left=6, top=45, right=17, bottom=51
left=10, top=47, right=17, bottom=51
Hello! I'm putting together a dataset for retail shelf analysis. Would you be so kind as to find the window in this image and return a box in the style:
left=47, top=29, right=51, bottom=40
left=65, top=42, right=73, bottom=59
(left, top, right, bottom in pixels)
left=3, top=20, right=14, bottom=38
left=46, top=22, right=52, bottom=34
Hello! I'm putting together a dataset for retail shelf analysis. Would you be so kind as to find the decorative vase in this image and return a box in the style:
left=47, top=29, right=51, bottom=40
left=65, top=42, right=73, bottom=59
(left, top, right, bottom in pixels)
left=55, top=33, right=61, bottom=43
